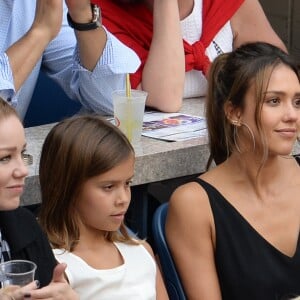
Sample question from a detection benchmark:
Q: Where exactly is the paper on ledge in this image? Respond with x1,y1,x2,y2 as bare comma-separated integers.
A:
142,111,207,142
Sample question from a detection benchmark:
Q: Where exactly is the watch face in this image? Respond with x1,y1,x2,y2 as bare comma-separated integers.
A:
67,4,101,31
92,4,101,22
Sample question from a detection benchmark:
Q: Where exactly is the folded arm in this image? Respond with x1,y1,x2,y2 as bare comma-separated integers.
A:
140,0,185,112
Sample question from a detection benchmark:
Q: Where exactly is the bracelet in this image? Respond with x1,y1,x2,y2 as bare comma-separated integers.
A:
67,4,101,31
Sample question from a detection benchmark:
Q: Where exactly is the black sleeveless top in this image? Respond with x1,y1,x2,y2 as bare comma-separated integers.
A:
193,177,300,300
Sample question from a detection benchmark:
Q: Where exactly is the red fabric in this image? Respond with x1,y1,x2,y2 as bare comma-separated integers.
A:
94,0,244,88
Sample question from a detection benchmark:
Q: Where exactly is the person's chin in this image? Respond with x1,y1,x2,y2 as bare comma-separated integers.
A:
0,197,20,211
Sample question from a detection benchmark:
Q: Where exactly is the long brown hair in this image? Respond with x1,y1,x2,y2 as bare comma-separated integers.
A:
206,42,300,169
38,115,136,251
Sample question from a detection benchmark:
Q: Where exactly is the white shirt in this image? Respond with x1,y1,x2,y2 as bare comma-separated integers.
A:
54,242,157,300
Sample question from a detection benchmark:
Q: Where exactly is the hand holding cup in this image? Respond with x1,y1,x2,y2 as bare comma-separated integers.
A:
0,260,37,287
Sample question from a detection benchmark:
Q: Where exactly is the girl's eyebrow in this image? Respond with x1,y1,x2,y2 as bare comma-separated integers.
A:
0,146,17,151
264,91,300,97
100,175,135,184
0,143,27,151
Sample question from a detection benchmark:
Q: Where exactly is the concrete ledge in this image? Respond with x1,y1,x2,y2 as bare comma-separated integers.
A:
21,98,209,205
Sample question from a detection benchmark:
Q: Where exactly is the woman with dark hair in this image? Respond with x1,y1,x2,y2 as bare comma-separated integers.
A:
165,42,300,299
38,115,168,299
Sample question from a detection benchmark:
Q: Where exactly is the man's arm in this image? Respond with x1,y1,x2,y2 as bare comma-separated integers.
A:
65,0,107,71
2,0,140,116
5,1,64,92
51,1,140,115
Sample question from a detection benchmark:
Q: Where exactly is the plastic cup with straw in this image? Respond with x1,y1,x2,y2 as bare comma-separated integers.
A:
112,74,148,144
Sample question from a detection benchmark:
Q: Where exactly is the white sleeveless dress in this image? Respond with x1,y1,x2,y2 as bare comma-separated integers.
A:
53,242,157,300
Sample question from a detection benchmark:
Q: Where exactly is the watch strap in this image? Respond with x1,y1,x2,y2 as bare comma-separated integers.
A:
67,4,101,31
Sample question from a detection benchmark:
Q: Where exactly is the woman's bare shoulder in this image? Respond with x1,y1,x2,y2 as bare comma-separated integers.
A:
168,176,214,226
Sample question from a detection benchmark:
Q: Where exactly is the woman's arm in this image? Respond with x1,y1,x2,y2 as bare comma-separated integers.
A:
165,182,222,300
5,0,64,92
140,0,185,112
231,0,287,51
65,0,107,71
142,241,169,300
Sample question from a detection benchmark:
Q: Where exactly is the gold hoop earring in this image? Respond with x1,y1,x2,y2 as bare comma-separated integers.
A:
232,121,256,153
240,122,256,152
233,125,242,153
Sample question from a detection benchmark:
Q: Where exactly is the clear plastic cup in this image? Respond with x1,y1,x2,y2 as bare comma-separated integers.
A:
112,90,147,144
0,260,37,287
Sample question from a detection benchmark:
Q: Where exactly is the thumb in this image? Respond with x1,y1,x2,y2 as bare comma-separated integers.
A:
51,263,68,283
22,280,39,292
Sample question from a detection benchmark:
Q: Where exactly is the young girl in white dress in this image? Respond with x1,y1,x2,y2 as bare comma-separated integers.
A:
38,115,168,300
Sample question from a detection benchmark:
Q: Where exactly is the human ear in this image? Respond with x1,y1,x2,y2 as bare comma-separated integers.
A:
224,101,242,125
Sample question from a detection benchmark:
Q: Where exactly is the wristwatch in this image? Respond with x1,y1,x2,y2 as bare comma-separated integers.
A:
67,4,101,31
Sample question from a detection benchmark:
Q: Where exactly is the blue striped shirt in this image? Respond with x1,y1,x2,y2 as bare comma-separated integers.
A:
0,0,140,119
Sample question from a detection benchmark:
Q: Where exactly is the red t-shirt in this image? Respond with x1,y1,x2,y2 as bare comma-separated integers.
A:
94,0,244,88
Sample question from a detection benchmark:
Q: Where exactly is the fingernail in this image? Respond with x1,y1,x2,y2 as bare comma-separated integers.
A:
35,280,40,288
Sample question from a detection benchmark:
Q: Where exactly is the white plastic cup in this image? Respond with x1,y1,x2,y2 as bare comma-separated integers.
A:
0,260,37,287
112,90,147,144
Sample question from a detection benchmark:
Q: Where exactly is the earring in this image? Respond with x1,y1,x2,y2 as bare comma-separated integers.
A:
231,119,241,126
232,121,256,153
240,122,256,152
233,125,242,153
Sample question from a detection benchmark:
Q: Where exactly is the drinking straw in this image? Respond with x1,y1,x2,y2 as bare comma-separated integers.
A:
125,73,133,142
126,73,131,98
